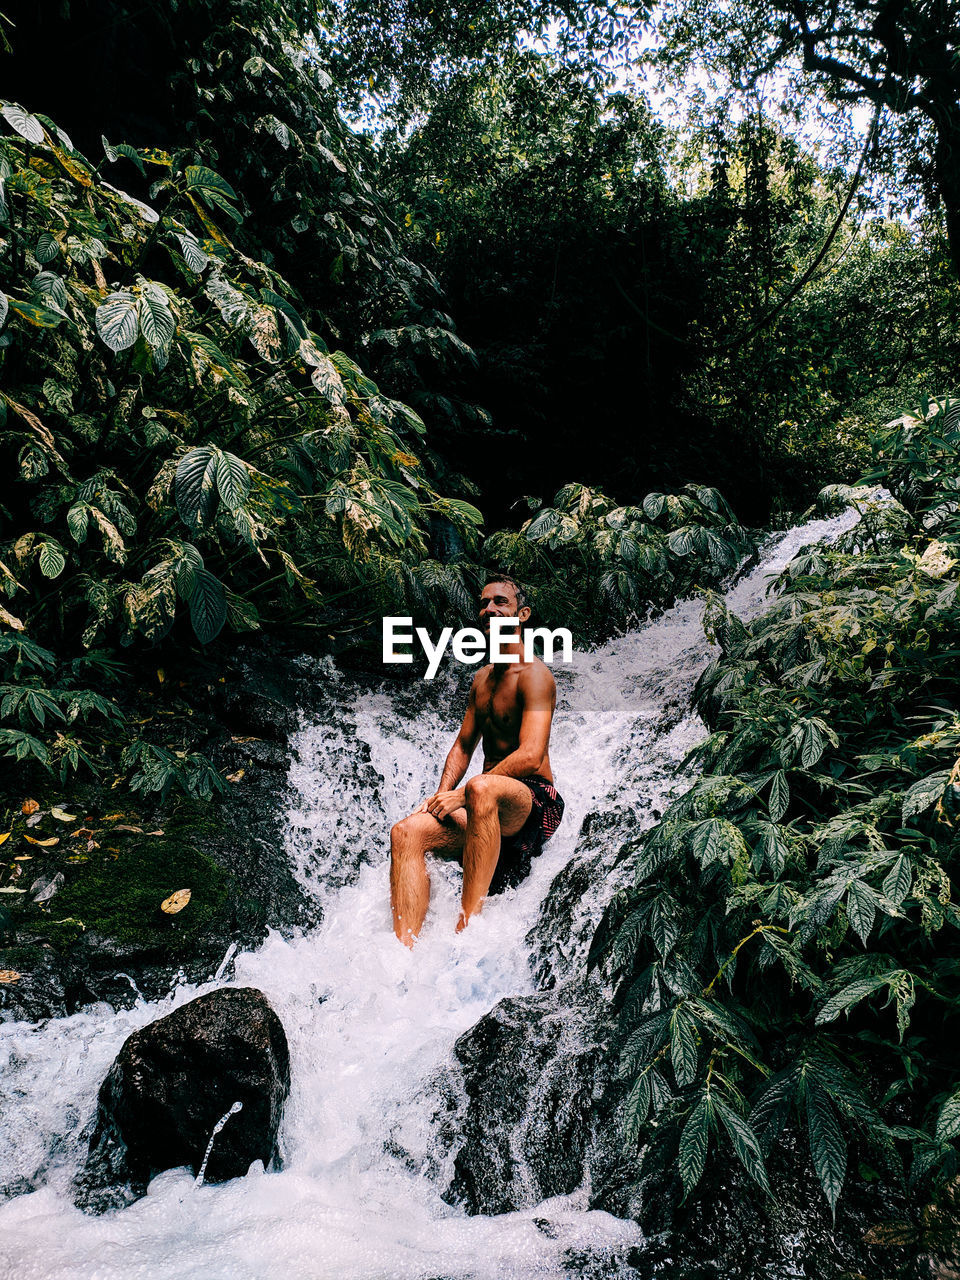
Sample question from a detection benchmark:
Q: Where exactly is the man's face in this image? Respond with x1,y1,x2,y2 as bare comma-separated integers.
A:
479,581,529,634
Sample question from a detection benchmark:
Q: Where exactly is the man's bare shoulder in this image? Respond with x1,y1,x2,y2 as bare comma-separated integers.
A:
469,664,494,690
518,658,556,697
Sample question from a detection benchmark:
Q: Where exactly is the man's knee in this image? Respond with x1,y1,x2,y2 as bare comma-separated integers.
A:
464,774,497,811
391,814,432,851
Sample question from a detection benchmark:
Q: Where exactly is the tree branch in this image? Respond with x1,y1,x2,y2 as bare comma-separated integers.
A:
721,98,882,352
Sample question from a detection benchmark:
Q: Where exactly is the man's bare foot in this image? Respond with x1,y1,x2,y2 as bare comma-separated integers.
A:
455,910,468,933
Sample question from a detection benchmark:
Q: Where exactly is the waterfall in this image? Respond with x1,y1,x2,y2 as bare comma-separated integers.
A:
0,508,860,1280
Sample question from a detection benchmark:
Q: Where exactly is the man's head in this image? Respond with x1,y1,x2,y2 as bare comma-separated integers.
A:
479,574,531,633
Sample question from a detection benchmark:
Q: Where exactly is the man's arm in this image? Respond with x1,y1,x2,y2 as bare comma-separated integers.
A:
415,678,482,817
438,680,481,789
485,664,556,780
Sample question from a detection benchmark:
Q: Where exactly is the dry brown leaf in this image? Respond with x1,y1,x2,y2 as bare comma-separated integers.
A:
863,1222,916,1247
69,828,97,839
230,736,261,744
225,768,245,783
0,971,21,984
91,257,108,294
21,799,39,816
145,830,165,837
26,814,43,827
0,604,25,632
157,668,165,684
103,813,125,822
161,888,191,915
13,855,32,862
86,839,100,852
0,832,10,847
23,835,59,847
113,825,143,834
50,807,77,822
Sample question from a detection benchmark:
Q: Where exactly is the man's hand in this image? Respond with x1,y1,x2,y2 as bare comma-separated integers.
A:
418,788,466,822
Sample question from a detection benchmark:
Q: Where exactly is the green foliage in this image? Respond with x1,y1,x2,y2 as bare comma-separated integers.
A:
653,0,960,278
0,98,484,668
487,481,756,643
590,396,960,1217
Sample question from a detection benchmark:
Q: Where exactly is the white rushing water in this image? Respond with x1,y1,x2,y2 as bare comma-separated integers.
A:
0,509,860,1280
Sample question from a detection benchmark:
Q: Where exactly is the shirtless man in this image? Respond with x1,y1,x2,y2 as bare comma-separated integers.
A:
390,575,564,947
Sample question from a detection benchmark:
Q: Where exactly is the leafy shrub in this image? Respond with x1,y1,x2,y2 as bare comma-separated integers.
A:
0,100,483,653
486,481,756,643
590,397,960,1222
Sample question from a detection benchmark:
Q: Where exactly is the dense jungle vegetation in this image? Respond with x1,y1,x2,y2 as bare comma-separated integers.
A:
2,0,960,1264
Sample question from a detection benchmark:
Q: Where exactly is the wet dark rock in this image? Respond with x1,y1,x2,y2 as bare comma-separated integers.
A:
75,986,290,1212
205,647,301,744
0,941,77,1022
526,806,639,991
443,979,602,1215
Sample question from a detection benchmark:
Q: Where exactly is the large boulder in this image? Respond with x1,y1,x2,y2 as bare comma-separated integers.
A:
442,980,603,1215
75,986,289,1211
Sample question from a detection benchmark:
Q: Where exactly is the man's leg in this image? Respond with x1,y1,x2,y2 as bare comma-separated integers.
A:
458,775,533,931
390,809,466,947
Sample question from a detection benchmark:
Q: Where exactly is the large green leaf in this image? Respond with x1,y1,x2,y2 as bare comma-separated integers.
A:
768,771,790,822
102,181,159,223
2,103,45,144
175,447,220,529
882,854,912,905
262,288,307,339
902,770,950,822
846,880,877,944
188,568,227,644
66,502,91,544
127,565,177,642
691,817,747,867
815,976,886,1025
525,507,561,540
215,451,250,512
174,232,209,274
32,271,69,313
936,1086,960,1143
805,1079,846,1214
670,1007,698,1087
138,283,175,350
173,543,203,601
755,821,787,876
185,165,237,201
8,299,64,328
715,1099,771,1195
678,1093,711,1197
623,1073,652,1147
37,542,65,578
95,292,140,352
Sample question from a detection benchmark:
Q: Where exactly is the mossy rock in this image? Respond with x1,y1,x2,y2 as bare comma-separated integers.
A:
12,832,237,964
0,943,48,972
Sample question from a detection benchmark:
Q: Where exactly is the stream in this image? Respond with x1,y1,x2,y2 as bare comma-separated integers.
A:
0,507,860,1280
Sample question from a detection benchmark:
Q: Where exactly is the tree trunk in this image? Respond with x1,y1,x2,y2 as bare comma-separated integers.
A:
933,123,960,282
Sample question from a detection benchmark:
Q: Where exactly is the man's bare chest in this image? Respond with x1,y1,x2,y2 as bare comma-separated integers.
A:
475,675,522,732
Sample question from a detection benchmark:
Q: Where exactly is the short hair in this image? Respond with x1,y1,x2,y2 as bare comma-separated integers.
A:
482,572,527,611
